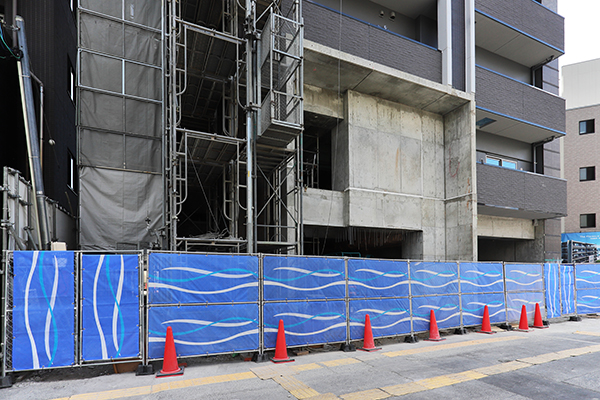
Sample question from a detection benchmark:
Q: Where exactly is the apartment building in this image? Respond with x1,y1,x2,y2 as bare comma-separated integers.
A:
562,59,600,260
1,0,566,262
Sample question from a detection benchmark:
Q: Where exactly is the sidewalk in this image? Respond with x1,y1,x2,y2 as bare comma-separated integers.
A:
3,317,600,399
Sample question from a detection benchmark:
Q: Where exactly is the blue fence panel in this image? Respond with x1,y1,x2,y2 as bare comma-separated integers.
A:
349,298,411,339
575,263,600,290
263,301,346,347
461,293,506,326
411,295,460,332
263,256,345,301
148,304,259,358
147,253,259,304
459,262,504,293
576,288,600,314
506,292,545,322
81,254,140,361
12,251,75,370
505,264,543,292
544,263,561,319
348,259,409,298
561,265,576,315
411,262,459,296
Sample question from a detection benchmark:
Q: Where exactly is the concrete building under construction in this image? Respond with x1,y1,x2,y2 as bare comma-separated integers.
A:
1,0,567,262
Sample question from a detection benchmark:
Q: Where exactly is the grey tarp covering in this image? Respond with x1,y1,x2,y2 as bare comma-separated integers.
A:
78,1,163,250
79,167,161,250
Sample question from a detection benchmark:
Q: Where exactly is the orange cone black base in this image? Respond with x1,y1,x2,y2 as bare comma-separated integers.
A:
532,303,548,329
477,305,495,334
156,326,185,377
359,314,381,352
271,320,294,363
516,305,530,332
425,309,446,341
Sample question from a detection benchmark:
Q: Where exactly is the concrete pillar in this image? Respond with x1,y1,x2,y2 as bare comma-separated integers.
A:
444,101,477,260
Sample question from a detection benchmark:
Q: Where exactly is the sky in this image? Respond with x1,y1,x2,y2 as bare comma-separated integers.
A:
558,0,600,67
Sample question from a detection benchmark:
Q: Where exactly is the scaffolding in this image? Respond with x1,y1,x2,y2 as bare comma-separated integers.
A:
165,0,304,254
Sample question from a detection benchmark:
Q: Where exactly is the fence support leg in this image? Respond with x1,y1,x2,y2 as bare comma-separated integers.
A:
340,342,355,352
404,335,418,344
252,352,269,363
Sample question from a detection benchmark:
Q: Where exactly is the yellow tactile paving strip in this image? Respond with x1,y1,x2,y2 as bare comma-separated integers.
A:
574,330,600,337
383,336,522,358
52,371,255,400
50,336,600,400
273,375,320,399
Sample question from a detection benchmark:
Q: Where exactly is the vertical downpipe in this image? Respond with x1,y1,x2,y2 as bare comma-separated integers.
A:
16,17,50,250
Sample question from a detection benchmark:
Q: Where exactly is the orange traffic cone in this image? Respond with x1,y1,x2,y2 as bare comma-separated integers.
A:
271,320,294,363
425,310,446,341
532,303,548,329
359,314,381,352
478,305,495,334
516,305,530,332
156,326,184,377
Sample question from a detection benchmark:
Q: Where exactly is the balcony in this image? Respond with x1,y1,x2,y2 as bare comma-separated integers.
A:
303,0,442,84
475,66,565,143
475,0,564,68
477,163,566,220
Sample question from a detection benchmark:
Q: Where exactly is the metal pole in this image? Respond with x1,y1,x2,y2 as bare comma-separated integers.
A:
15,17,50,250
245,0,255,254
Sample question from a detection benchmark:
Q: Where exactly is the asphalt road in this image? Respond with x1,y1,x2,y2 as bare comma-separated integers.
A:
4,317,600,399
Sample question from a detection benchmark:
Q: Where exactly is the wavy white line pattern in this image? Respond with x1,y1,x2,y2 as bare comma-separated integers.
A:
149,329,259,346
348,281,409,290
463,270,502,277
266,322,347,337
274,313,342,321
413,269,456,277
44,256,59,362
112,256,125,354
148,281,258,294
162,266,255,279
273,266,341,277
14,251,74,370
263,280,345,291
24,251,40,370
356,309,407,316
162,318,255,328
93,255,108,360
354,268,406,278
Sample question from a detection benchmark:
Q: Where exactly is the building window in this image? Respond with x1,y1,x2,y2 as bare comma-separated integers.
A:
68,58,75,103
580,214,596,229
485,156,517,170
68,151,76,191
580,166,596,181
579,119,595,134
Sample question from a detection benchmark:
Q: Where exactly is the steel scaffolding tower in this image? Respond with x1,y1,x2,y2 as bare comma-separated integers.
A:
165,0,303,254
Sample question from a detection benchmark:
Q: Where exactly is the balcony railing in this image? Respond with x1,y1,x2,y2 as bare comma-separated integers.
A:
477,163,566,220
475,66,565,143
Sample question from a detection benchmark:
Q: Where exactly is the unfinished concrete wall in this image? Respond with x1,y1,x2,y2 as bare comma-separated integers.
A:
444,102,477,261
333,90,451,260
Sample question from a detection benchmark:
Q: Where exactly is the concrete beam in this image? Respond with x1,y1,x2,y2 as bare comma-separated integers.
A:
304,40,473,115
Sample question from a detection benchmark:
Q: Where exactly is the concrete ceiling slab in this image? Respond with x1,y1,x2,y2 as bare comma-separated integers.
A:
476,108,564,144
475,12,562,68
304,40,473,115
478,204,565,220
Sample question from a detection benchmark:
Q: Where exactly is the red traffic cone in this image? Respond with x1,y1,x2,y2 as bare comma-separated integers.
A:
532,303,548,329
516,305,530,332
156,326,184,377
359,314,381,352
425,310,445,341
271,320,294,363
478,305,495,334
